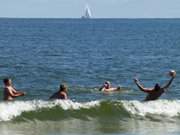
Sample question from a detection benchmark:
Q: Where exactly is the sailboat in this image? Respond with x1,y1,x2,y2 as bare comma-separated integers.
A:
81,5,92,19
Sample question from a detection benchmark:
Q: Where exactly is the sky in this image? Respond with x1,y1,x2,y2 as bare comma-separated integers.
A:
0,0,180,18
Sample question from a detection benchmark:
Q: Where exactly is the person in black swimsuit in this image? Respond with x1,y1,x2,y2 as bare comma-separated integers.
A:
134,70,176,101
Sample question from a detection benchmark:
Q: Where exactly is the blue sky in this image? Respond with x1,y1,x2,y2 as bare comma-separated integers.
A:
0,0,180,18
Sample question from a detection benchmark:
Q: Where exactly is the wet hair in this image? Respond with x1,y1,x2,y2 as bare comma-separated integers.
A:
154,83,161,91
59,84,68,92
3,78,10,84
105,81,110,85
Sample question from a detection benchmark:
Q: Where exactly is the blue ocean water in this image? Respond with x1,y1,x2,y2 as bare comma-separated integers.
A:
0,19,180,135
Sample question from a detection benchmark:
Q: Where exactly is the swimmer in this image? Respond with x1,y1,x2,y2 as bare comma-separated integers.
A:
134,70,176,101
49,84,68,100
99,81,120,92
3,78,26,101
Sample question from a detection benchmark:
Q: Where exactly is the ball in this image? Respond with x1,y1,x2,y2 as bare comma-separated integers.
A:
169,70,176,77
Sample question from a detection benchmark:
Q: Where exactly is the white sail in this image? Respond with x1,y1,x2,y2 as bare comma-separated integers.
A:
81,5,92,19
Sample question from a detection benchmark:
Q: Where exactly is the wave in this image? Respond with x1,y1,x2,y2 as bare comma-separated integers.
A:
0,100,100,121
0,99,180,122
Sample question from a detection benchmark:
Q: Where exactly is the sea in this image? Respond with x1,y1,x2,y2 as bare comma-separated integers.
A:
0,18,180,135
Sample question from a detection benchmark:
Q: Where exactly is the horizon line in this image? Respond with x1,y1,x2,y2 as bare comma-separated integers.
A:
0,17,180,19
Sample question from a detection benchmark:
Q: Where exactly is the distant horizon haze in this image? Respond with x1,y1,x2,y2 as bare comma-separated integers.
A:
0,0,180,18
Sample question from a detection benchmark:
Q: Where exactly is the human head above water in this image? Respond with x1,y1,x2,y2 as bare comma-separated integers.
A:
59,84,68,92
3,78,12,86
104,81,111,89
154,83,161,90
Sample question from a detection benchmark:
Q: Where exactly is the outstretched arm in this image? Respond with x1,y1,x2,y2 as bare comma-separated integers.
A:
12,87,25,96
6,88,24,97
134,78,153,93
99,86,104,91
162,76,175,89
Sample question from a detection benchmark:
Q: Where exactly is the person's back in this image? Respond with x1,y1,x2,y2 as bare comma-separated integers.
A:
145,88,164,101
134,70,176,101
50,91,67,99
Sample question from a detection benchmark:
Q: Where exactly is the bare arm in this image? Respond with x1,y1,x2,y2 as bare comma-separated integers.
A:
14,92,24,97
99,86,105,91
99,84,108,92
62,92,68,100
6,88,24,97
162,76,175,89
11,87,25,96
134,78,153,93
103,88,119,92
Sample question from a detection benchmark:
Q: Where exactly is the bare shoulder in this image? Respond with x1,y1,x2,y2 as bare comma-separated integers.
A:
61,91,67,96
104,88,119,92
4,87,10,91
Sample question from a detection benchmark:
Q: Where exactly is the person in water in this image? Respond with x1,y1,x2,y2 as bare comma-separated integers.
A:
3,78,26,101
134,70,176,101
99,81,120,92
49,84,68,100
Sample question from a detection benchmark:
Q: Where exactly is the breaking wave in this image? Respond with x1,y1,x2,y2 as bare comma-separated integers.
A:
0,99,180,122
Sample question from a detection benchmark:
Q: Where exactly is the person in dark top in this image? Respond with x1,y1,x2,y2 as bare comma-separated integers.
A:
134,70,176,101
49,84,68,100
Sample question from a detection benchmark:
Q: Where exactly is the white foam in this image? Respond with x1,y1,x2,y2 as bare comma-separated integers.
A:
1,99,180,121
0,100,100,121
122,100,180,117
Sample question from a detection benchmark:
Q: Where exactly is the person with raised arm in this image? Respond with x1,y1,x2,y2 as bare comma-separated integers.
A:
3,78,26,101
134,70,176,101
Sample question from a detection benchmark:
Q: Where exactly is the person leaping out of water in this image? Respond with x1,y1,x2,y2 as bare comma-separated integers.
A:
99,81,121,92
134,70,176,101
49,83,68,100
3,78,26,101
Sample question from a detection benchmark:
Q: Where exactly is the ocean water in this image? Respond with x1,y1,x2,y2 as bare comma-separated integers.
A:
0,18,180,135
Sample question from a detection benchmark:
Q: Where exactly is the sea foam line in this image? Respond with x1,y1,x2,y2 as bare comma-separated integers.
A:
0,100,100,121
1,99,180,122
122,100,180,117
